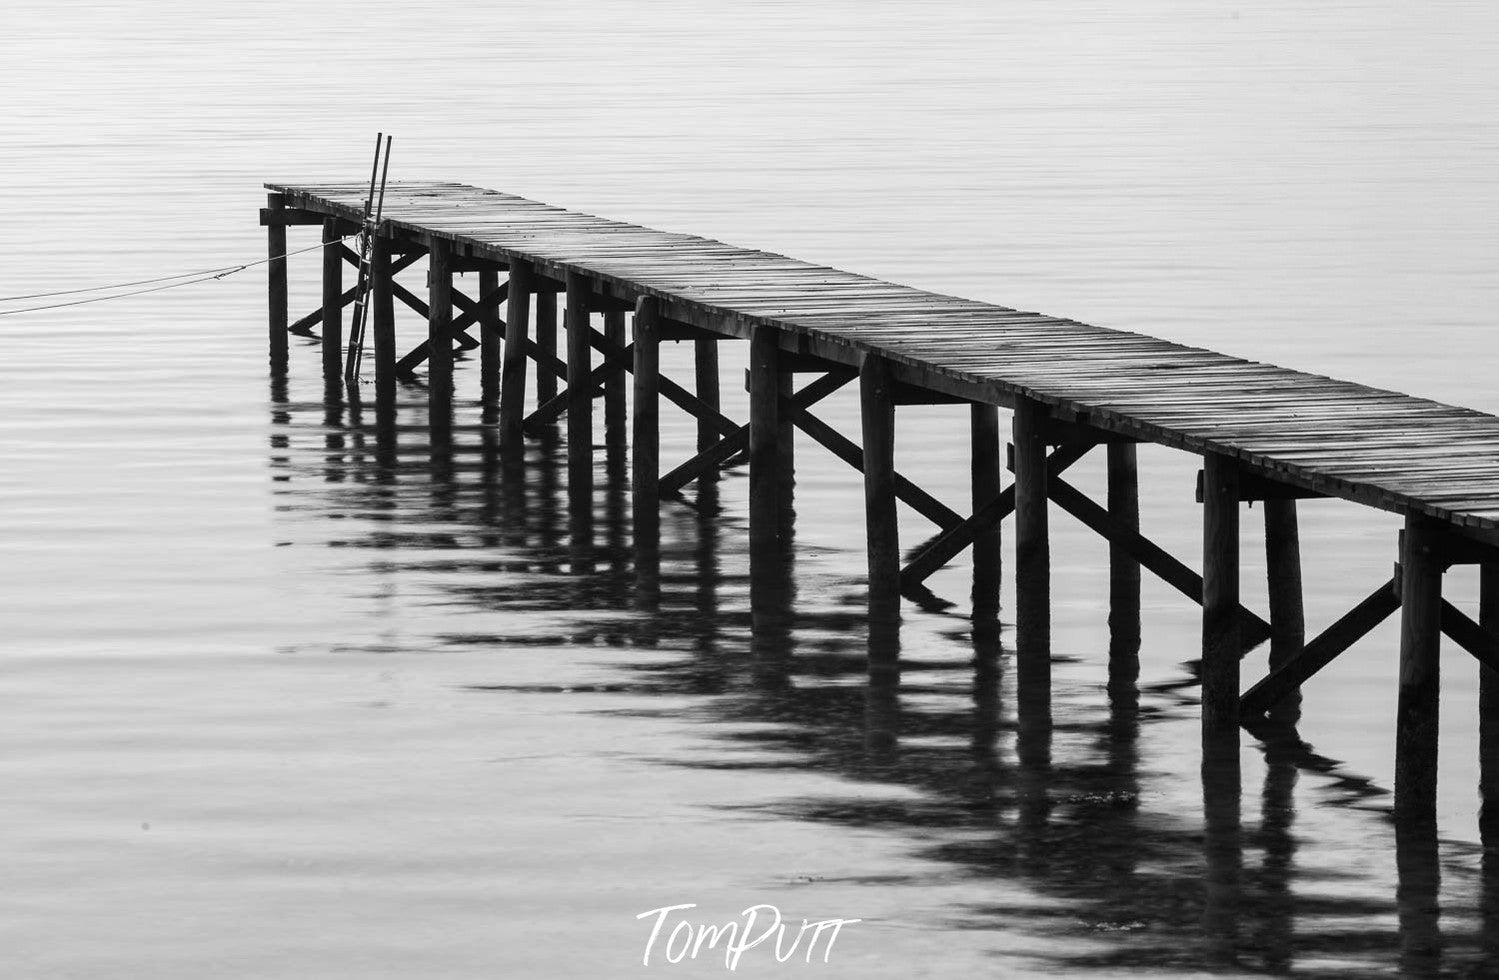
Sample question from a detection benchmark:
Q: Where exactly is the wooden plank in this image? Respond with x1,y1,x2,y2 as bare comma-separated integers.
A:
499,260,532,447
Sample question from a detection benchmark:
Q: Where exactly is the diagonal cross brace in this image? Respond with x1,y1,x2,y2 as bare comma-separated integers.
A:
783,400,963,531
586,324,740,439
523,340,632,432
899,441,1094,590
1438,599,1499,674
1047,473,1273,650
1238,578,1399,716
396,281,508,376
293,250,423,332
658,370,855,497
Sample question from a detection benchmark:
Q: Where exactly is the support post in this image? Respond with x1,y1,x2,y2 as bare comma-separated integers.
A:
860,354,899,617
1012,397,1051,690
695,337,720,455
970,403,1002,619
1107,443,1142,665
321,218,343,389
604,302,627,450
1481,563,1499,969
427,239,453,427
1264,498,1305,673
777,369,796,539
479,266,501,409
749,327,783,559
372,236,396,408
632,296,661,554
1396,514,1444,821
1202,451,1241,734
267,194,288,374
500,261,532,448
566,271,593,543
536,290,559,405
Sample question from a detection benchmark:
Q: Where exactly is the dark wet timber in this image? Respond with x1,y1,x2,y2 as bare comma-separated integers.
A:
264,180,1499,819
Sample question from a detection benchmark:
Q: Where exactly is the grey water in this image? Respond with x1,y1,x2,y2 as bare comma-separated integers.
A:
4,1,1499,976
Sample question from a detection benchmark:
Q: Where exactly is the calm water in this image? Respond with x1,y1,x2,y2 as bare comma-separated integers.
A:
5,1,1499,976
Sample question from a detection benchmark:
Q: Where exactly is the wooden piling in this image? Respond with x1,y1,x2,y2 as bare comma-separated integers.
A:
695,338,721,455
748,327,783,559
267,194,288,374
372,236,396,407
427,239,453,424
499,261,532,447
970,403,1002,619
566,271,593,532
537,290,559,405
1107,443,1142,661
1012,397,1051,685
632,296,661,552
1396,514,1444,820
604,302,627,449
479,266,501,408
321,218,343,388
860,355,900,615
1264,498,1305,673
1201,452,1241,734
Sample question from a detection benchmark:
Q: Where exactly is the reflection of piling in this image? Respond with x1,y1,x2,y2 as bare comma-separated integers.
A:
1395,814,1443,977
1201,732,1242,968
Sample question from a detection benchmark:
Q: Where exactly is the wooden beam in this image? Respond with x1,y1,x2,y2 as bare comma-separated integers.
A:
1196,468,1329,503
266,194,288,374
1396,514,1445,821
259,206,326,226
899,441,1093,591
861,354,900,614
1201,452,1242,735
1047,473,1273,648
292,251,423,334
523,346,623,432
1239,578,1400,716
393,281,504,375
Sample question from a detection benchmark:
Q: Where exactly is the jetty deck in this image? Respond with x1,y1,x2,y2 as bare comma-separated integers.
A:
262,179,1499,821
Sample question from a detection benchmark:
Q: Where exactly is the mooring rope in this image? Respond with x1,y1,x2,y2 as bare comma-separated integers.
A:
0,235,360,316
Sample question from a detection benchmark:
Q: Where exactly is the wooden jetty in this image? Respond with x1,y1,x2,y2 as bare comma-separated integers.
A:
263,179,1499,820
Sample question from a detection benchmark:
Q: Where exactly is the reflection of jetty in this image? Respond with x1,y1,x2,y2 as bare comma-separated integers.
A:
263,180,1499,818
